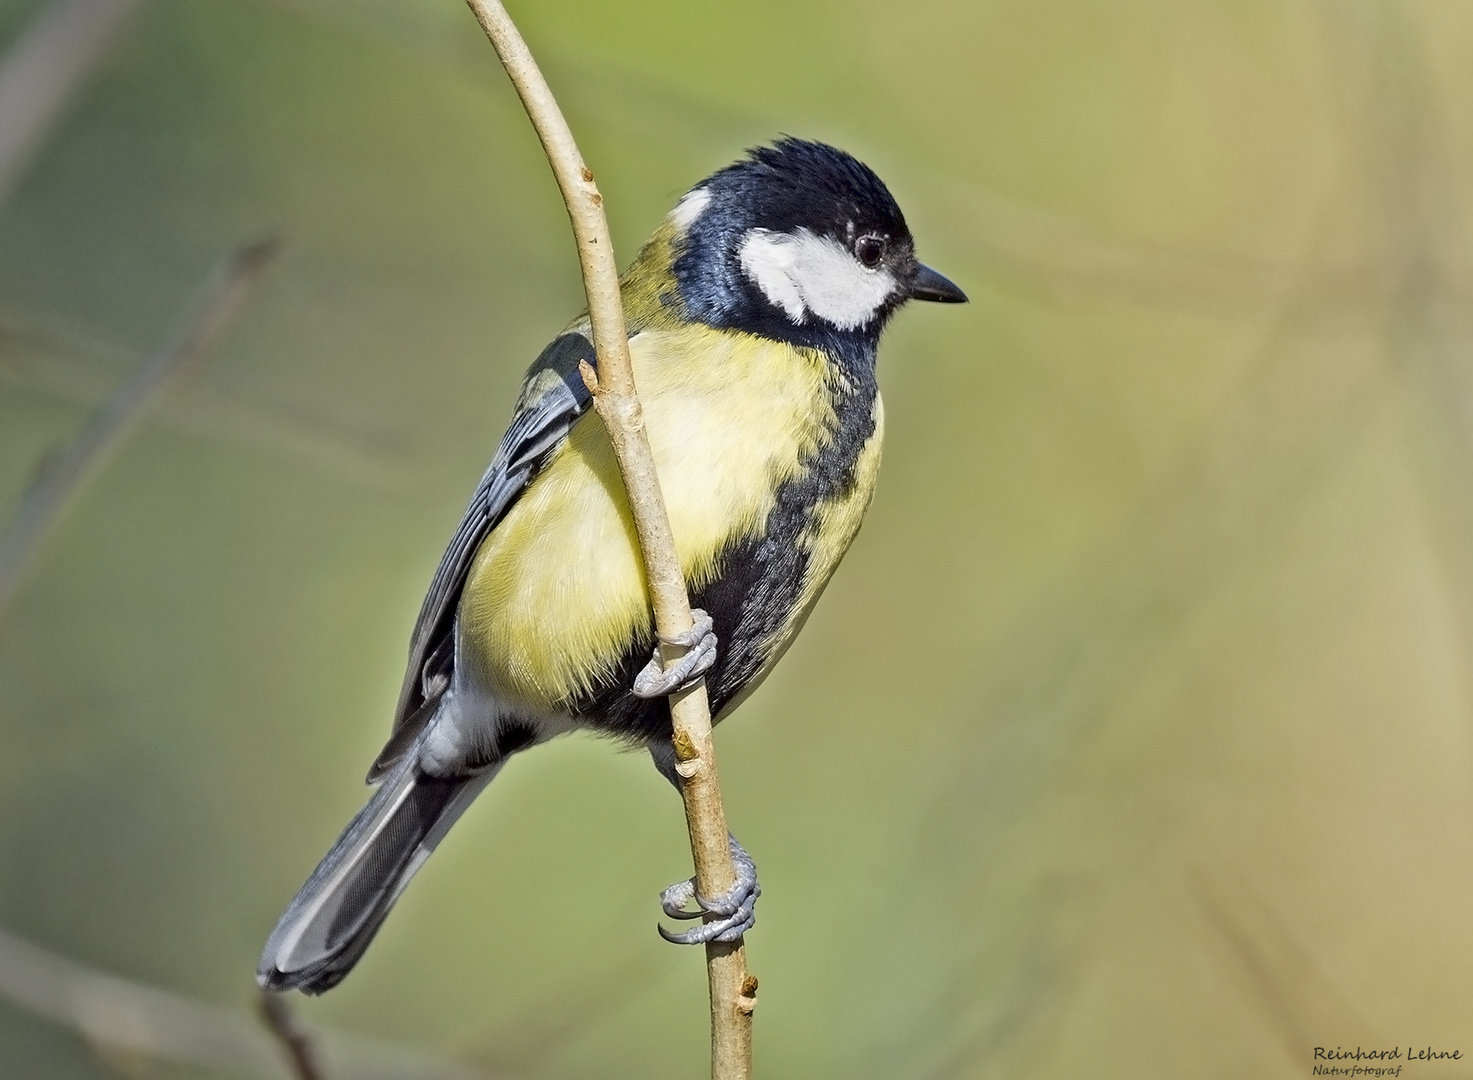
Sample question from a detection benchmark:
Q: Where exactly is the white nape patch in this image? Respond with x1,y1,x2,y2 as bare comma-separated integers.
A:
738,228,899,330
668,187,711,232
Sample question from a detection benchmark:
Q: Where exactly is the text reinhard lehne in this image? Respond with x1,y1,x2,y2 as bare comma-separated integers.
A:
1313,1047,1462,1064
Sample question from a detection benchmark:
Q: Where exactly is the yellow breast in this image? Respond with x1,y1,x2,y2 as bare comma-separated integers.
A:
459,326,834,712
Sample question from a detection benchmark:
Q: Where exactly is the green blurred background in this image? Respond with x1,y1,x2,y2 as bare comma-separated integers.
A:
2,0,1472,1076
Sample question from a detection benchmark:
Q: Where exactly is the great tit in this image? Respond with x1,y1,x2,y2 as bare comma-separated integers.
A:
258,137,966,993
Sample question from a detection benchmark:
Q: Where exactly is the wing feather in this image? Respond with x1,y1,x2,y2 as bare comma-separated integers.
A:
367,332,596,780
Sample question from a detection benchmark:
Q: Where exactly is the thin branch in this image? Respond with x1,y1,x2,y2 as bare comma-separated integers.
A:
461,3,756,1077
259,992,326,1080
0,0,138,205
0,926,490,1079
0,238,279,620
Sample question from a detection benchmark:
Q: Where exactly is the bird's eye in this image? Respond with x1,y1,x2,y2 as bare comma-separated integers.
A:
855,235,885,268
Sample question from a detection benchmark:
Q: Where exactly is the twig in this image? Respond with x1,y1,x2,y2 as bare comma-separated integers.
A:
461,3,755,1077
0,0,138,204
0,238,279,620
259,992,326,1080
0,926,489,1079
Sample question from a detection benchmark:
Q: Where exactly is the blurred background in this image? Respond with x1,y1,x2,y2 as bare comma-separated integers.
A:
1,0,1471,1076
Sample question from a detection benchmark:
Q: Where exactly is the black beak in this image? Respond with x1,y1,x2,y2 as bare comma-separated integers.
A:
908,262,968,303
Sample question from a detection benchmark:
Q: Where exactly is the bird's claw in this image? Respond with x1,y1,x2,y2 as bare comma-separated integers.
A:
657,835,760,944
659,878,703,920
632,608,718,699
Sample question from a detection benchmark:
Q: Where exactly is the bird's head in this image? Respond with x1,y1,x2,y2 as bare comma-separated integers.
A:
667,138,966,349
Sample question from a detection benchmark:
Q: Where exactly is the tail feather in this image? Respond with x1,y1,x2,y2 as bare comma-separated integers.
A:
258,761,498,994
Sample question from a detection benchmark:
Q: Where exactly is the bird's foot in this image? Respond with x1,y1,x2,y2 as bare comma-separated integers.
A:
631,608,717,699
658,834,759,944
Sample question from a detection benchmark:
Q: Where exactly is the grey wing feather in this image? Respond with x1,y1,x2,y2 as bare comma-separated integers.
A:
368,331,597,780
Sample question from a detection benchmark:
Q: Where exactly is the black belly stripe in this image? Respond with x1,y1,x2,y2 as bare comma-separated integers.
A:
572,342,879,743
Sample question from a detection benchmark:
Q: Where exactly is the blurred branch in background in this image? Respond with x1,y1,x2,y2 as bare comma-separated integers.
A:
0,0,137,205
0,927,492,1079
1188,866,1379,1064
0,226,494,1080
0,2,407,492
0,305,414,490
1314,0,1473,626
0,239,279,618
940,172,1473,318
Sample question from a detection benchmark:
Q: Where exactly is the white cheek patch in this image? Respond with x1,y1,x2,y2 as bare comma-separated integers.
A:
737,229,806,322
668,187,711,232
737,228,898,330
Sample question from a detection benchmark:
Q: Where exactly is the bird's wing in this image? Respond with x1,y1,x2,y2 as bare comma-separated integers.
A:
368,330,597,781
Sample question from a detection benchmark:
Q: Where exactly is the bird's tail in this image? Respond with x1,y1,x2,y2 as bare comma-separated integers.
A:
257,757,498,994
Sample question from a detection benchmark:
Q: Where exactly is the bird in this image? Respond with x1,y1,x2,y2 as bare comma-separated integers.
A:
258,137,966,993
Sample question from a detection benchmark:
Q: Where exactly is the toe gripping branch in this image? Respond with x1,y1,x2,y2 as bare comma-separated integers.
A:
631,608,718,699
632,608,757,944
658,834,760,945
